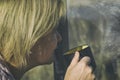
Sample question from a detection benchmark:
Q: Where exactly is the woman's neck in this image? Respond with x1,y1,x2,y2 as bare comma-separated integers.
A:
6,63,25,80
7,62,36,80
7,60,42,80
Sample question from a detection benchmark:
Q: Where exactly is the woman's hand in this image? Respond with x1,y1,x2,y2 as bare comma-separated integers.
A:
64,51,95,80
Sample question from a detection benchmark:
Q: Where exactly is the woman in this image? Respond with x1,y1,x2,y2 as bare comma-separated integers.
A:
0,0,95,80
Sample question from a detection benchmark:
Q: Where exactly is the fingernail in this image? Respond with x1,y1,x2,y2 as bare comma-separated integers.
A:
75,51,79,56
85,57,91,63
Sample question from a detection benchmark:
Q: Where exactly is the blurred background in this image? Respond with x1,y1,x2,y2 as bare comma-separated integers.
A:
21,0,120,80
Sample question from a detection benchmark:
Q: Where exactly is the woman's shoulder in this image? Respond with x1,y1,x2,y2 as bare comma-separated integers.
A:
0,58,15,80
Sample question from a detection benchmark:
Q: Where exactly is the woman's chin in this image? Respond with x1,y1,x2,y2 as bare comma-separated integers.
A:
46,57,54,64
45,61,53,64
42,56,54,65
42,60,53,65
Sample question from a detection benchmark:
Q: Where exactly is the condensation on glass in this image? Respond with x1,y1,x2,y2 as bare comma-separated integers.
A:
67,0,120,80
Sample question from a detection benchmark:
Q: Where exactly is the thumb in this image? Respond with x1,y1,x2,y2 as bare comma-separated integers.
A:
69,51,79,68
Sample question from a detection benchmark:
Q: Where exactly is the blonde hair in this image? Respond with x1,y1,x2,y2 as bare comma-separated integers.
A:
0,0,65,67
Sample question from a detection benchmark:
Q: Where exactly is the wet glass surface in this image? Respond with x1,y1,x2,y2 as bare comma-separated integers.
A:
67,0,120,80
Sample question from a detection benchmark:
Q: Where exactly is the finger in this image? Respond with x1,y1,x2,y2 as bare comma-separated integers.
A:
92,74,95,80
79,56,90,65
88,74,95,80
69,51,79,68
85,67,95,80
78,66,93,80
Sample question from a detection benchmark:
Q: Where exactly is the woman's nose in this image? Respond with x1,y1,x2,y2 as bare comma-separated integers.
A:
56,31,62,43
